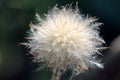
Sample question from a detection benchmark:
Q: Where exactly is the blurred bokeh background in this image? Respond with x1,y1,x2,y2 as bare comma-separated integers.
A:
0,0,120,80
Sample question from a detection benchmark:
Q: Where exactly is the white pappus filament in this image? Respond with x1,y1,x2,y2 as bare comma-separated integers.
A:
24,3,105,80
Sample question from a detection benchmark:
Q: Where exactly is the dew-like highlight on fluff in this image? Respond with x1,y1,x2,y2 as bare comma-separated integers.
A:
23,3,105,80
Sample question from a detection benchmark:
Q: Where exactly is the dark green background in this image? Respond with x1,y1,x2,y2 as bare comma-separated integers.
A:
0,0,120,80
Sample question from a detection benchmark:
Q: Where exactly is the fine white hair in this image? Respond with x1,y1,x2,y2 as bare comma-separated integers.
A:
24,3,105,80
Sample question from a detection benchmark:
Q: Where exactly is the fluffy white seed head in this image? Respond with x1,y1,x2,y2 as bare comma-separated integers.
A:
24,4,105,79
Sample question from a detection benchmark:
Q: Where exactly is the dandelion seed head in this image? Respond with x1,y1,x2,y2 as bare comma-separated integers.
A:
24,3,105,80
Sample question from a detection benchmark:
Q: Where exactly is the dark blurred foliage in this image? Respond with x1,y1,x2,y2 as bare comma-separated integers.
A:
0,0,120,80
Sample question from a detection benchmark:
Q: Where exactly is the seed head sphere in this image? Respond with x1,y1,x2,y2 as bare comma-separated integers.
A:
24,4,105,80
